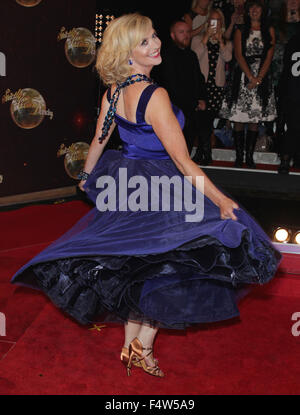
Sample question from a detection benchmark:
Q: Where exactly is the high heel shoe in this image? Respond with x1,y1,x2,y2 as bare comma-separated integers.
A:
127,337,164,378
120,347,142,368
120,346,159,368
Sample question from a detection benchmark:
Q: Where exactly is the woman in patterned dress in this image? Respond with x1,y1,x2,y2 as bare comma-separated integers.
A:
220,0,276,168
192,8,233,164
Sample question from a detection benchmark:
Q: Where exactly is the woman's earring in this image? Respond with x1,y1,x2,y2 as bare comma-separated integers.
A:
128,59,133,65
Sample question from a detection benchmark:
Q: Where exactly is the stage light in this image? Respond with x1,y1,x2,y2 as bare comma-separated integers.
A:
294,231,300,245
273,227,291,243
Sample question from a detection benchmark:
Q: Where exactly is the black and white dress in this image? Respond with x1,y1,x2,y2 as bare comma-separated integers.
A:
220,30,276,123
206,40,224,114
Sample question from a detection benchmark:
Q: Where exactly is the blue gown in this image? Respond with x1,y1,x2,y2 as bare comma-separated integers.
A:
11,84,281,329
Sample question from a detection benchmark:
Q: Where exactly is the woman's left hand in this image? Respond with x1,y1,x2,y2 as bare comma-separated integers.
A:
247,77,261,90
215,29,222,43
78,180,86,192
218,196,239,221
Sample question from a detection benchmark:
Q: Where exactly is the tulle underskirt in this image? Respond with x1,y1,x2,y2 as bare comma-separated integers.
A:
31,229,280,329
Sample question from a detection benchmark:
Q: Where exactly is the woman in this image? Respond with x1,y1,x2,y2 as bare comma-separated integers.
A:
11,13,280,378
192,8,233,164
184,0,212,39
224,0,246,40
220,0,277,168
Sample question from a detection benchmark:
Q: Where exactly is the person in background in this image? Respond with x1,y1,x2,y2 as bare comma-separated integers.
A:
155,20,207,154
220,0,276,169
224,0,246,40
184,0,212,40
277,21,300,174
271,0,300,156
192,8,233,164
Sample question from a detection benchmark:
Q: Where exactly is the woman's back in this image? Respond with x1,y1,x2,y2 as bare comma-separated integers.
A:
110,83,155,124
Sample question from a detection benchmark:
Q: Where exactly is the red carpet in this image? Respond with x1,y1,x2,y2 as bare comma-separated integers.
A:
1,200,300,395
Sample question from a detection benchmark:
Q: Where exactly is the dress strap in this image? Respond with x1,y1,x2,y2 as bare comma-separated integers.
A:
136,84,160,124
106,87,111,103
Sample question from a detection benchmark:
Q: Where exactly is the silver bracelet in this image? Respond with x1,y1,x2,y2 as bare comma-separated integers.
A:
77,171,90,181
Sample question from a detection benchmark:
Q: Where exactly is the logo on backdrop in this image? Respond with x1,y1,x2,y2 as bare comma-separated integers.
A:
291,52,300,77
15,0,42,7
57,142,90,179
57,27,96,68
2,88,53,129
0,52,6,77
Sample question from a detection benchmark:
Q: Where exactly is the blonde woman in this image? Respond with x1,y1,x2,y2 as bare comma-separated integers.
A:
192,9,232,164
12,13,280,379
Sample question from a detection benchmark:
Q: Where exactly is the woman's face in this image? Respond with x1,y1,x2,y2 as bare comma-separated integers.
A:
249,4,263,21
208,11,222,32
130,27,162,72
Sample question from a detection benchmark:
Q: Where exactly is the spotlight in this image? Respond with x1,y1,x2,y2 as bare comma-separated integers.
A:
273,227,291,243
294,231,300,245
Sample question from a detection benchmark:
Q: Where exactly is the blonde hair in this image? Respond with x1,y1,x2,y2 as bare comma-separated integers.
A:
204,8,226,34
95,13,153,86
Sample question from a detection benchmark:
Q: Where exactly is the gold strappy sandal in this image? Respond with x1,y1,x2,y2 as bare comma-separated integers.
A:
126,337,164,378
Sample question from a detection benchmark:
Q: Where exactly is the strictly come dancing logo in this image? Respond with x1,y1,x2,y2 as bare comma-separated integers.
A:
2,88,53,129
93,168,204,222
57,26,96,68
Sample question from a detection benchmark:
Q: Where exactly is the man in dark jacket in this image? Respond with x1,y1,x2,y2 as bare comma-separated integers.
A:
278,22,300,174
154,20,207,157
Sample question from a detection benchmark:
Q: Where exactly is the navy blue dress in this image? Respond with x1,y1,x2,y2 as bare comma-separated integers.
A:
11,84,281,329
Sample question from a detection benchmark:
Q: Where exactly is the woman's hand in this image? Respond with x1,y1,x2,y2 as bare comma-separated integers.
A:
231,11,239,25
247,76,261,90
202,26,215,44
218,196,239,221
78,180,86,192
215,28,225,46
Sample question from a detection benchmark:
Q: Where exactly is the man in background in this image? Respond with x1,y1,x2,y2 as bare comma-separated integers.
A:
154,20,207,156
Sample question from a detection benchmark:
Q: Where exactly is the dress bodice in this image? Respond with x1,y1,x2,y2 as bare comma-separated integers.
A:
107,84,185,159
245,30,264,57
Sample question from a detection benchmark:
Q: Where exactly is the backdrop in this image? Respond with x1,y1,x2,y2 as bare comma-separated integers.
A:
0,0,189,199
0,0,98,198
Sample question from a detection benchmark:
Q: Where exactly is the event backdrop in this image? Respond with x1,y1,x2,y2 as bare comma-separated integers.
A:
0,0,188,199
0,0,98,198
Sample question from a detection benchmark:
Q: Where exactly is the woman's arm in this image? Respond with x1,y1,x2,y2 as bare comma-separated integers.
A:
183,13,206,37
234,28,255,81
78,89,116,190
192,35,207,62
224,21,235,40
146,88,239,220
224,11,239,41
219,35,233,62
257,27,276,81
